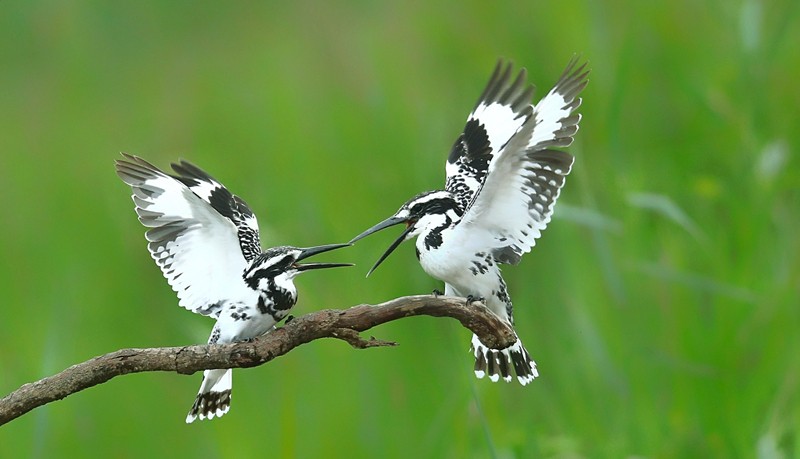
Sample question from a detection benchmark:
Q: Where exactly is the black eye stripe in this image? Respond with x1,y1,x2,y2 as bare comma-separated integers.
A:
244,253,298,288
411,198,461,217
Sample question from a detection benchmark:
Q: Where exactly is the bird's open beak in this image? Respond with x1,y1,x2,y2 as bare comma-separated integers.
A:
293,243,353,272
349,216,413,276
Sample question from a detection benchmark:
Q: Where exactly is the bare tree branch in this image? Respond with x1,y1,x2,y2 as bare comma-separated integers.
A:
0,295,514,426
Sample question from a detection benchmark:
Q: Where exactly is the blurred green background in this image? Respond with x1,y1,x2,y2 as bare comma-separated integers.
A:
1,1,798,457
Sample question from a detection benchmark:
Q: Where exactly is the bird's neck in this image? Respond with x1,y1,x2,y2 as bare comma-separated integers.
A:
270,275,298,307
415,207,462,253
254,276,298,320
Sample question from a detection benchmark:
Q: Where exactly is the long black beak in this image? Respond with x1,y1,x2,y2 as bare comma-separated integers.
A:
349,216,412,276
294,243,353,272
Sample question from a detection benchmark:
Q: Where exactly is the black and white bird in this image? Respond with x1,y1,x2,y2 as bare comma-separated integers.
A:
350,58,588,385
115,154,351,422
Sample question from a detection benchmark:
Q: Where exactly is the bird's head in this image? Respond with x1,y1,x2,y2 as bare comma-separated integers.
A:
244,243,352,290
350,190,460,275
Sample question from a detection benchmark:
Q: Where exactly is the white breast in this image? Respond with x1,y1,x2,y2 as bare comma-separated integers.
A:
416,226,502,300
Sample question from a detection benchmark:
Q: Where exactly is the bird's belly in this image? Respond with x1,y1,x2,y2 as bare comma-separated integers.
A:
216,302,279,343
417,242,500,299
237,314,276,339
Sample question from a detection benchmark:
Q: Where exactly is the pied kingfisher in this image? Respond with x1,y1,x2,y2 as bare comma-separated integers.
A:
350,58,588,385
115,154,351,422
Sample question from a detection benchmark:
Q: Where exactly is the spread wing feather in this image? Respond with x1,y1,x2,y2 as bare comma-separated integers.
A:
453,58,589,264
445,60,534,211
115,154,260,315
169,160,262,262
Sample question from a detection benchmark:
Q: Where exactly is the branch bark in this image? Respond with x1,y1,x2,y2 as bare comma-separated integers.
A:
0,295,514,426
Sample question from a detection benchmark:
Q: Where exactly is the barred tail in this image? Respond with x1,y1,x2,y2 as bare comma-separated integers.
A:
471,333,538,385
185,368,232,423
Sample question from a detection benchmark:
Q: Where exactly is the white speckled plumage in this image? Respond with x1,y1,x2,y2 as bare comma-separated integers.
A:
116,155,350,422
352,57,588,385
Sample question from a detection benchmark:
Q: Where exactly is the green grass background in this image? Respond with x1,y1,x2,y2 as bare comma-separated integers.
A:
1,1,798,457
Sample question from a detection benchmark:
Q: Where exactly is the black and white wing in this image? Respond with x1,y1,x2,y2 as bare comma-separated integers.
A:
456,58,589,265
115,154,262,316
169,159,262,262
445,60,534,211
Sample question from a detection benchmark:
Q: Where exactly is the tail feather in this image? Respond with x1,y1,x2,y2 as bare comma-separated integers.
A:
471,333,538,385
185,369,232,423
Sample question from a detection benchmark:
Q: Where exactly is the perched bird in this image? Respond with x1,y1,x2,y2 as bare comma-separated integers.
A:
350,58,588,385
115,154,351,422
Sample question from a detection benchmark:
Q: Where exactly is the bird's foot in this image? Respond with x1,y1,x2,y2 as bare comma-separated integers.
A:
284,315,295,324
466,295,485,305
432,289,444,297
